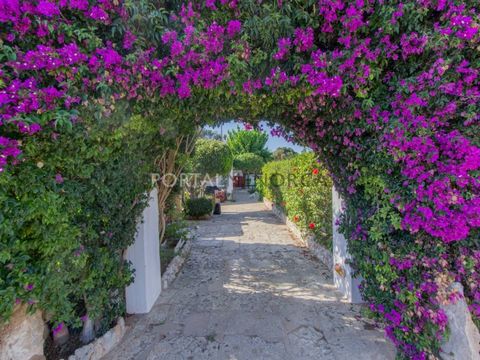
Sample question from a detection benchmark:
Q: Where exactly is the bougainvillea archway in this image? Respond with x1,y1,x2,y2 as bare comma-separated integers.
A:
1,0,479,358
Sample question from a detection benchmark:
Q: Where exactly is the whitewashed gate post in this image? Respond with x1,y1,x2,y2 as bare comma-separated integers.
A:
332,187,363,303
125,187,161,313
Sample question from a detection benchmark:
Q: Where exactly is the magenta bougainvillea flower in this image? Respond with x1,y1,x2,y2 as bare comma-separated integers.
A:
226,20,241,37
52,323,64,336
55,174,64,184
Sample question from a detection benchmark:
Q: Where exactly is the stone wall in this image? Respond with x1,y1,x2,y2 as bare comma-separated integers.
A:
0,304,46,360
440,283,480,360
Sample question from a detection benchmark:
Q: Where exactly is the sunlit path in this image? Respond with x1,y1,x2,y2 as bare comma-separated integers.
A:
103,190,395,360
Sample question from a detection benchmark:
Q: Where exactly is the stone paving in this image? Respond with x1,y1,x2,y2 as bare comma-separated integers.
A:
103,191,395,360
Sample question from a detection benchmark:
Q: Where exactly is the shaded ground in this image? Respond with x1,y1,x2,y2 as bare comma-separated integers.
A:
103,190,395,360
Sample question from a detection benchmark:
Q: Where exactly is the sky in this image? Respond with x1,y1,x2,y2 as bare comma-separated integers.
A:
206,121,308,153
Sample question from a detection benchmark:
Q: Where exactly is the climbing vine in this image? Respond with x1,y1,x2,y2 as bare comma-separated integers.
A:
1,1,479,358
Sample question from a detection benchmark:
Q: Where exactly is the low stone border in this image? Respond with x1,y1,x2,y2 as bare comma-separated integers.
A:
161,231,194,290
264,198,333,270
67,317,126,360
440,283,480,360
0,304,45,360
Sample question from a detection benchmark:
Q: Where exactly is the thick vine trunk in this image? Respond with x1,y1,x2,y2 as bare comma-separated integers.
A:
80,315,95,344
159,207,166,244
155,130,199,245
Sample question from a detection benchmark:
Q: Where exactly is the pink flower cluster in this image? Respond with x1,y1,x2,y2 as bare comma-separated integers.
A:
273,38,291,61
0,0,243,170
256,1,479,356
385,57,480,243
293,27,314,52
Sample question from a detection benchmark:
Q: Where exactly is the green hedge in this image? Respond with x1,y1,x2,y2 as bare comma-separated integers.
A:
185,197,214,218
258,153,333,250
0,112,166,330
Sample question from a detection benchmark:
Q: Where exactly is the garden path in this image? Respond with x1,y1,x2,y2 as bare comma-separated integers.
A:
103,190,395,360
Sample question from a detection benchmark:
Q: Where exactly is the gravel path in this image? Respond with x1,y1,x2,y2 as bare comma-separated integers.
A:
103,191,395,360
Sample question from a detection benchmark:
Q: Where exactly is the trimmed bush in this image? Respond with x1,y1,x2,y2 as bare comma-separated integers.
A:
258,153,333,250
190,139,233,177
185,198,214,218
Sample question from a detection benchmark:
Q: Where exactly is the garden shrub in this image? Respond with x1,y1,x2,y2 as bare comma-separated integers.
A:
259,153,333,250
0,111,163,332
184,197,214,218
190,138,233,177
163,221,190,248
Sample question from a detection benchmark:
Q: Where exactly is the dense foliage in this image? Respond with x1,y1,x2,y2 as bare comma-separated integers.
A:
259,153,332,249
0,0,215,337
272,147,297,161
190,138,233,176
232,152,264,174
0,111,163,332
184,197,213,218
226,129,272,162
1,0,479,358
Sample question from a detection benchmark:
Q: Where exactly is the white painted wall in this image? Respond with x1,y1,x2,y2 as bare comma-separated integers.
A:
332,186,363,303
245,174,256,188
227,168,234,197
125,187,161,314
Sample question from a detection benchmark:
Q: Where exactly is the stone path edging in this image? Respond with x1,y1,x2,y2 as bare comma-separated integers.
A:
161,231,194,290
67,317,126,360
264,198,333,270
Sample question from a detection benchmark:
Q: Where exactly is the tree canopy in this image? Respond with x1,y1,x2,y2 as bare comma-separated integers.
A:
200,129,224,141
190,138,233,176
272,147,297,161
226,129,272,162
233,152,264,174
